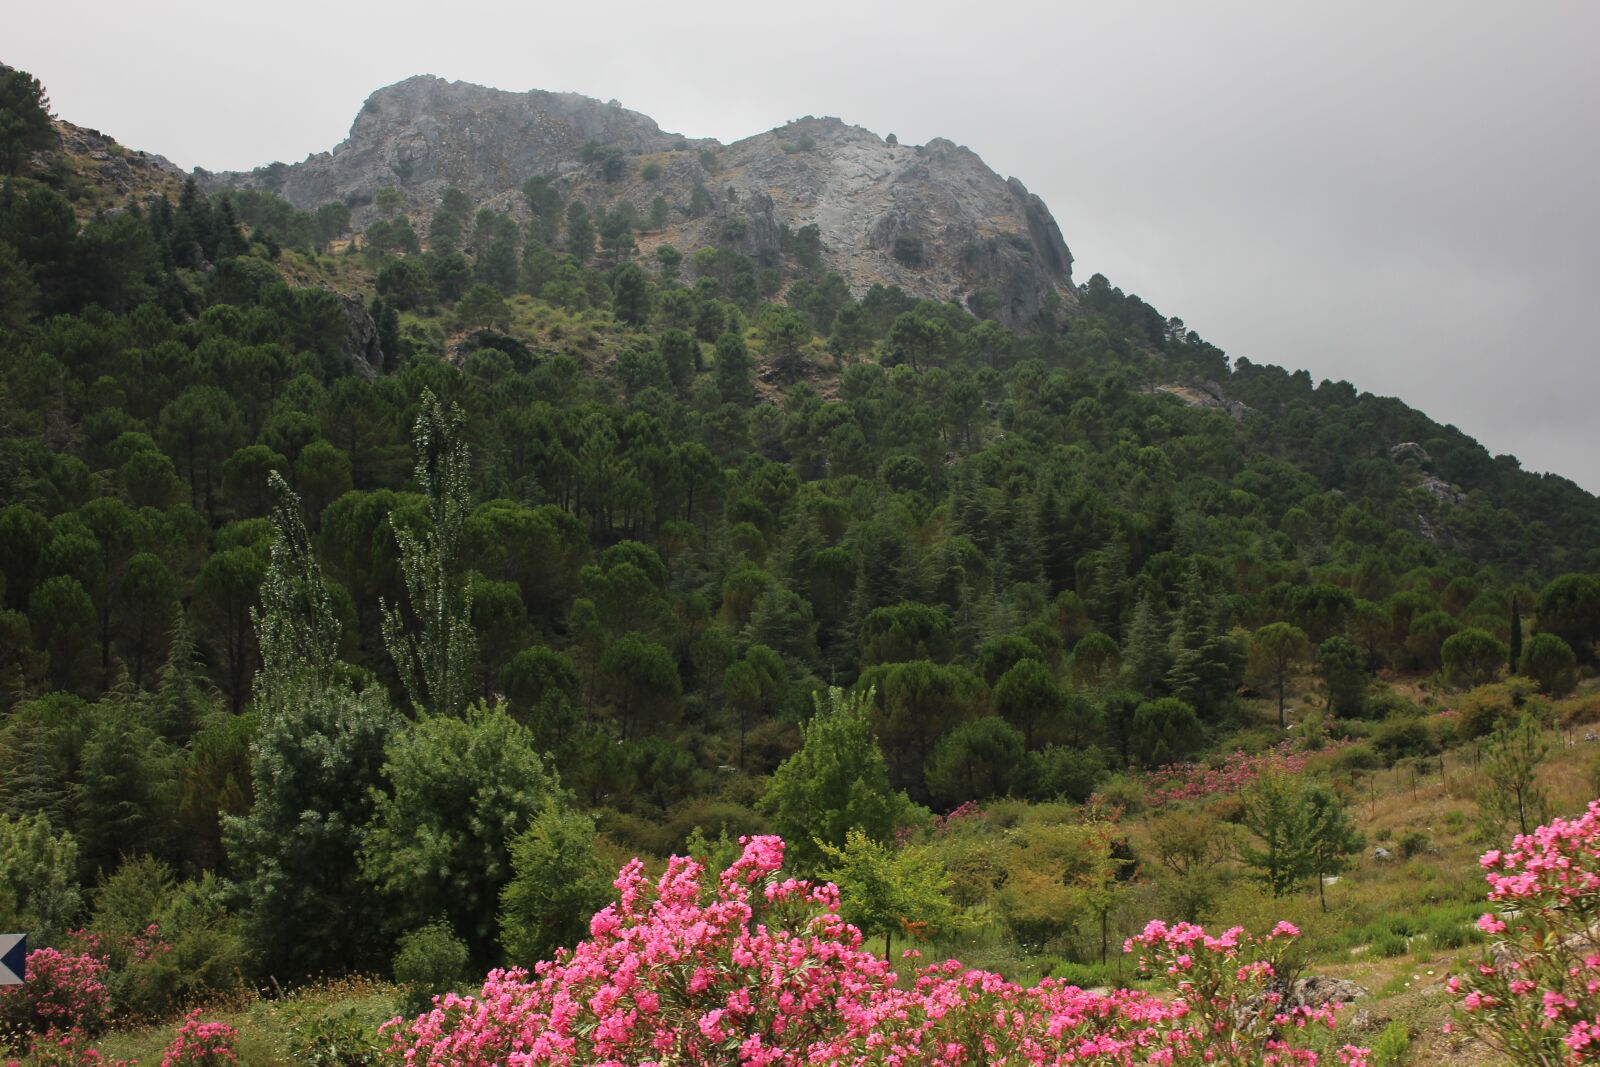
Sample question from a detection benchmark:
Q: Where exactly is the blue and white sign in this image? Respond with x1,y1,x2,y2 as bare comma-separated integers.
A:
0,933,24,985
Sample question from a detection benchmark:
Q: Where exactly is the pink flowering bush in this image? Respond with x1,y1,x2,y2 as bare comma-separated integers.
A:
384,835,1367,1066
160,1011,239,1066
3,1026,136,1067
1134,743,1347,809
0,947,110,1036
1449,798,1600,1063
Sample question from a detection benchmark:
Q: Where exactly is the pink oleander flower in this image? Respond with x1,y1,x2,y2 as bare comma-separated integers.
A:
382,836,1362,1067
1449,798,1600,1063
160,1012,239,1066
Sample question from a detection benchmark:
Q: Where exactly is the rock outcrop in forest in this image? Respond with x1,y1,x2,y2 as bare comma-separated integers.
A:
199,76,1076,329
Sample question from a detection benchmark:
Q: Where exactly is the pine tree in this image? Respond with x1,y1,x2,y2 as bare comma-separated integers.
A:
382,390,478,716
1239,773,1313,897
151,614,213,742
1302,785,1363,912
1165,566,1243,720
1508,595,1523,675
1122,590,1170,697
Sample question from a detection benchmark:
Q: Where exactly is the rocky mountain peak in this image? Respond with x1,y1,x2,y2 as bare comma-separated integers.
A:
201,76,1076,328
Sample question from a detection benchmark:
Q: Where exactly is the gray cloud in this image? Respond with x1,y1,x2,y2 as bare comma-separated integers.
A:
11,0,1598,487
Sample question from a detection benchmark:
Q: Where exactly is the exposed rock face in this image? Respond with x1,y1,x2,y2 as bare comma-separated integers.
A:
51,120,187,217
200,77,1076,330
334,292,383,379
1153,380,1248,420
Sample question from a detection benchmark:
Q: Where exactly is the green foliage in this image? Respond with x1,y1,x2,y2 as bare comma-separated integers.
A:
361,702,559,963
1535,572,1600,663
286,1008,386,1067
393,918,469,1016
90,860,247,1018
0,811,81,945
924,716,1025,806
1371,1020,1410,1067
758,686,919,874
818,828,960,958
1129,697,1203,767
382,390,477,716
1302,784,1363,911
498,807,612,966
1518,632,1577,696
1441,627,1508,688
225,477,398,979
0,67,54,175
1247,622,1309,728
1318,635,1368,717
1478,713,1550,837
1238,774,1313,898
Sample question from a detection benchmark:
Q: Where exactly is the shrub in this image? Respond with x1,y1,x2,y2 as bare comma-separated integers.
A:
1370,717,1439,764
1371,1020,1409,1067
1371,932,1409,958
287,1007,385,1067
160,1011,239,1066
1398,830,1431,858
383,836,1368,1065
1422,914,1479,950
393,920,468,1017
1447,799,1600,1061
0,946,109,1035
1453,679,1548,740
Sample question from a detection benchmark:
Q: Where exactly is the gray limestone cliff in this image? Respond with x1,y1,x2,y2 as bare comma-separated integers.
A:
200,76,1076,329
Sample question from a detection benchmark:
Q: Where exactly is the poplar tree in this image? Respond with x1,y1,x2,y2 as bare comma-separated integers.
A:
225,475,398,978
382,390,477,717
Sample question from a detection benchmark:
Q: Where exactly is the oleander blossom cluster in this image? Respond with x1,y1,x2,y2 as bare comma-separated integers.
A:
385,835,1367,1066
1449,798,1600,1064
158,1011,239,1066
1132,742,1348,809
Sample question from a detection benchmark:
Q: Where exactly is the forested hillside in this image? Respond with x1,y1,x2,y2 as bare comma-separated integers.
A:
3,62,1600,1065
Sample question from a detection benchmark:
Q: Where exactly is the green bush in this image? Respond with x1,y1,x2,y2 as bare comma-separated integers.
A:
1372,932,1410,958
1038,959,1116,988
1398,830,1431,858
287,1007,385,1067
393,919,468,1016
1371,1020,1410,1067
1422,914,1478,949
1384,914,1419,937
1371,717,1439,764
90,860,246,1020
1326,742,1380,777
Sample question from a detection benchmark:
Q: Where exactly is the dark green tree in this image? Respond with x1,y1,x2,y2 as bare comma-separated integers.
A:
714,329,753,405
361,702,559,966
0,67,54,175
224,474,398,978
497,806,611,966
1519,632,1577,696
1317,635,1368,717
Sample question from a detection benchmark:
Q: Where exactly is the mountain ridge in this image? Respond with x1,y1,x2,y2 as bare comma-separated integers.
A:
197,74,1077,330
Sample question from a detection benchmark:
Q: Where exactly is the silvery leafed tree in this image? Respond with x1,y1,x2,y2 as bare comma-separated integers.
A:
382,389,477,717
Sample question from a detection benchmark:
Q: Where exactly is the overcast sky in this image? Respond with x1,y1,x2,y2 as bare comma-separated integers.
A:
10,1,1599,490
